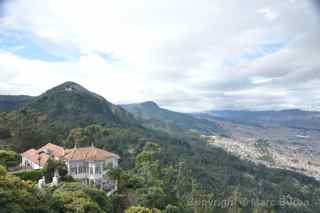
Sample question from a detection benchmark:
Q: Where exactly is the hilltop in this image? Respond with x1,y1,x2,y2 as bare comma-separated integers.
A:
24,82,138,127
0,82,138,150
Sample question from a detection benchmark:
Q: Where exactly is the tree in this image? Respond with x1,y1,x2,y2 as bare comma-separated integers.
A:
137,187,167,209
105,167,129,193
135,142,162,185
0,150,21,169
85,125,109,140
51,182,112,213
64,127,89,147
0,173,54,212
131,142,177,210
227,190,246,213
64,125,110,148
125,206,161,213
0,128,11,139
0,165,6,176
165,204,180,213
45,157,68,182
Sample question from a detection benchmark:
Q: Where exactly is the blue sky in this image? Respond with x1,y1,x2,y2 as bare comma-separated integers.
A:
0,27,81,61
0,0,319,112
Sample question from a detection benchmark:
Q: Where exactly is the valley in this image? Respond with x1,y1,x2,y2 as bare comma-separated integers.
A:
203,135,320,180
1,82,320,212
1,1,319,211
195,110,320,180
124,101,320,180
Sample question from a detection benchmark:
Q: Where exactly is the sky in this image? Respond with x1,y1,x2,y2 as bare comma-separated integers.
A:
0,0,319,112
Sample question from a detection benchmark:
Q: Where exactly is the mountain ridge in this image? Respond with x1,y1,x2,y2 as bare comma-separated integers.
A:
0,81,139,150
122,101,224,136
22,81,138,126
1,83,320,212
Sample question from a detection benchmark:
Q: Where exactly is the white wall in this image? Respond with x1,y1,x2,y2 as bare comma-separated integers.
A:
21,157,42,169
65,157,119,180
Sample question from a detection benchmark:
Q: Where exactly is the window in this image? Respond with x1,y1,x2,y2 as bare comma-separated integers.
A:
95,166,101,174
71,167,77,175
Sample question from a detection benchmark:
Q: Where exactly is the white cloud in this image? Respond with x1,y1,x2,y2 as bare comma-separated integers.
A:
0,0,319,112
250,77,274,84
0,50,149,103
257,8,278,21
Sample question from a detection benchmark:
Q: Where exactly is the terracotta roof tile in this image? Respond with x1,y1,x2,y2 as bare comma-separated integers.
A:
21,143,119,166
63,146,120,161
39,143,64,157
21,149,37,159
21,149,49,166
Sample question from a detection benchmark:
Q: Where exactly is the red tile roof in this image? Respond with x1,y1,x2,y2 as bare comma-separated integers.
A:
21,149,49,167
21,143,64,167
21,143,119,166
63,146,120,161
39,143,65,157
21,149,37,160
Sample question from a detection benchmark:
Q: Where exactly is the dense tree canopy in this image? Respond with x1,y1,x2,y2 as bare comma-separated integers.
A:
1,122,320,212
125,206,161,213
0,150,21,169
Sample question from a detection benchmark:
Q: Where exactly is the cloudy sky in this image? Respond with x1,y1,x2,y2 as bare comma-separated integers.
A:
0,0,319,112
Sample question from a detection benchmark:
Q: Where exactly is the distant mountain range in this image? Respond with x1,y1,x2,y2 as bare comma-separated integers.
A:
195,109,320,146
2,82,320,156
122,101,223,137
199,109,320,130
2,87,320,141
1,82,320,212
0,95,33,111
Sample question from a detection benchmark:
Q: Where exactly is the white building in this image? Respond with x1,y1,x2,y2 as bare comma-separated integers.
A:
21,143,65,169
21,143,120,192
63,145,120,190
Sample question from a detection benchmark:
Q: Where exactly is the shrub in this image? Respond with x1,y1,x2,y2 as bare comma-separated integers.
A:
0,150,21,168
165,205,180,213
0,165,7,176
60,175,74,182
125,206,161,213
15,168,46,181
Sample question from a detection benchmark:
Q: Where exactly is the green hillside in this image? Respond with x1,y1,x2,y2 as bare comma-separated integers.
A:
0,82,139,151
0,82,320,212
25,82,138,127
122,101,224,137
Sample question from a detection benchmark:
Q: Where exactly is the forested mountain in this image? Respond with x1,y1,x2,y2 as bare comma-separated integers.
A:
122,101,223,137
1,82,320,212
25,82,138,127
0,82,139,151
0,95,32,112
